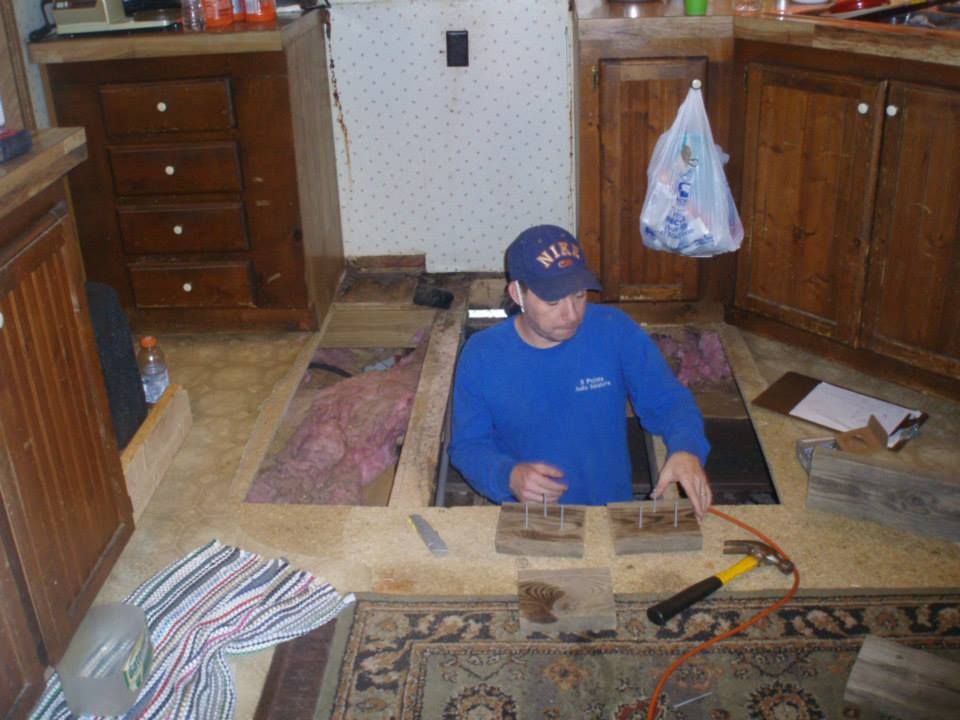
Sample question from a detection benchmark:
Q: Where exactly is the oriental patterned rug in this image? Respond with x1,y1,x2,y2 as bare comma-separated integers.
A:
254,591,960,720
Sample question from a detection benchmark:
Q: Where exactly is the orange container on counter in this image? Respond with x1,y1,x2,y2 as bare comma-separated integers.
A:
244,0,276,23
202,0,234,27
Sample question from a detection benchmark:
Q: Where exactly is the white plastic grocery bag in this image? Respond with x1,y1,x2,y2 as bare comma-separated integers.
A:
639,86,743,257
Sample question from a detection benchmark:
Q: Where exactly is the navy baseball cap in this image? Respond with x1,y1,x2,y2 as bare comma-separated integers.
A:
506,225,602,302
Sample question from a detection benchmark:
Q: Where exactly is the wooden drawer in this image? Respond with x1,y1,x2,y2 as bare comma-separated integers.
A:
100,79,235,136
129,261,254,308
118,201,248,254
109,143,242,195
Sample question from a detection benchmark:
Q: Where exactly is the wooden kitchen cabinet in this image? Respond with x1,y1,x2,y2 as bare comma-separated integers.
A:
861,82,960,379
0,129,134,718
735,63,883,343
576,7,734,304
32,14,345,332
0,531,44,720
597,58,704,301
731,42,960,395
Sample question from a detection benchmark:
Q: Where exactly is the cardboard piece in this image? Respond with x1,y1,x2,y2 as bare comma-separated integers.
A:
753,372,927,450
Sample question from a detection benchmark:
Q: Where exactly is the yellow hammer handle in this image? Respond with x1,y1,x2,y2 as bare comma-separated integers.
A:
716,555,760,586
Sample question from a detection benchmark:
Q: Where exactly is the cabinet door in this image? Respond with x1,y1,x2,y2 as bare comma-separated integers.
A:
0,523,45,720
861,82,960,377
0,200,133,664
735,64,885,343
599,58,705,301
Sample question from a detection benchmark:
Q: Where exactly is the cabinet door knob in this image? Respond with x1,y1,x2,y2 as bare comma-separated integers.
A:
182,282,193,293
164,165,176,176
857,102,869,115
886,104,899,117
157,101,168,112
173,224,184,235
0,311,4,330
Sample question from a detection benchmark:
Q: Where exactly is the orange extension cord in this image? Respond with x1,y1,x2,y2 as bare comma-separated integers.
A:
645,507,801,720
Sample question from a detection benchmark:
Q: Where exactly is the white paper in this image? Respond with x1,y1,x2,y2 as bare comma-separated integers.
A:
788,382,923,448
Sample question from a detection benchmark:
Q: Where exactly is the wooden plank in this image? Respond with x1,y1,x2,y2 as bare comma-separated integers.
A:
608,499,702,554
844,635,960,719
518,568,616,636
390,308,464,508
320,304,435,348
807,447,960,542
494,502,586,558
121,384,192,522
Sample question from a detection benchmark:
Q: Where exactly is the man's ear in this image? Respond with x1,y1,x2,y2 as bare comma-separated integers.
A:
509,281,525,312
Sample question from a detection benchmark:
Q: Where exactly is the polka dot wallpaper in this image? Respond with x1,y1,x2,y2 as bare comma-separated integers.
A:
326,0,575,272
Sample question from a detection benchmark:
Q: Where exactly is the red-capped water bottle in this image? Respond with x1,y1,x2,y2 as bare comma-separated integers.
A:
137,336,170,404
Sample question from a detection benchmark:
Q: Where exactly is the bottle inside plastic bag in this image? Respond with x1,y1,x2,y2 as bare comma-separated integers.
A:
639,84,743,257
56,603,153,716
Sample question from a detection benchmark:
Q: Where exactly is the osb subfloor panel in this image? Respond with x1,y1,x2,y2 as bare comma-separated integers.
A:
88,283,960,719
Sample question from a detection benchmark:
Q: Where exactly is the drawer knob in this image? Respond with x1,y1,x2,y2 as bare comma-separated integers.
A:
173,224,184,235
164,165,176,176
857,102,869,115
886,104,899,117
182,282,193,293
157,101,168,113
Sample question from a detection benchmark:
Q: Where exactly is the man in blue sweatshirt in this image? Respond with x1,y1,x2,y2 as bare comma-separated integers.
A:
449,225,713,519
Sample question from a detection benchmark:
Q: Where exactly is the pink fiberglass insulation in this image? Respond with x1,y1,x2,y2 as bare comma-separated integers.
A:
247,339,428,505
653,329,733,388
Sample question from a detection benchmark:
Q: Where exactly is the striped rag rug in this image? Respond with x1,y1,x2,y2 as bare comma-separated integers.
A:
31,540,355,720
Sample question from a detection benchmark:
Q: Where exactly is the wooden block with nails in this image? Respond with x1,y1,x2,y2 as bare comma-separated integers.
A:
518,567,616,636
495,502,586,557
844,635,960,719
607,499,702,555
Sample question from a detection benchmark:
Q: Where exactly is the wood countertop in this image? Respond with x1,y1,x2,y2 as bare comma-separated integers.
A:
28,8,322,64
577,0,960,67
0,127,86,220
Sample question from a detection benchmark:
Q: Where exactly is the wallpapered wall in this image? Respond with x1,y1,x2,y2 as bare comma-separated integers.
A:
326,0,575,272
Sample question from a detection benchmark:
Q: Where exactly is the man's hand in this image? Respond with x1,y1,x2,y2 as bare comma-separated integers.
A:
652,451,712,521
509,462,567,504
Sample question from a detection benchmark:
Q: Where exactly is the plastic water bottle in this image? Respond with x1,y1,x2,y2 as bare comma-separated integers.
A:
138,336,170,404
181,0,206,31
56,603,153,716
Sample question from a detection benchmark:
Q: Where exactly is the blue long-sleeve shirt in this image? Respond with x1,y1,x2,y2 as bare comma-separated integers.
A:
449,304,709,504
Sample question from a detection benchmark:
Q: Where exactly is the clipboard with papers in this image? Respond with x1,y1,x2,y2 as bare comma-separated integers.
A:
752,372,927,450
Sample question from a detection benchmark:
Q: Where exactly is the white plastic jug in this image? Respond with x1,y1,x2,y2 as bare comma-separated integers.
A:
56,602,152,716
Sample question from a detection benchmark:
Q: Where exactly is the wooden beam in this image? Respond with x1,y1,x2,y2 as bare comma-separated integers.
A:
807,447,960,543
844,635,960,719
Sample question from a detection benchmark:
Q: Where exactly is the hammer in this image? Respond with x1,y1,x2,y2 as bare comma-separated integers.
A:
647,539,795,626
